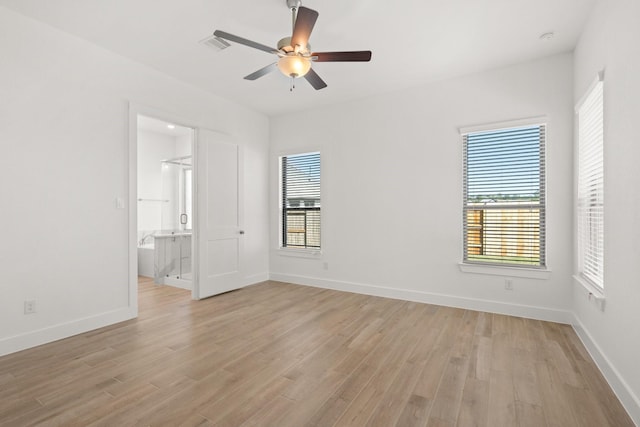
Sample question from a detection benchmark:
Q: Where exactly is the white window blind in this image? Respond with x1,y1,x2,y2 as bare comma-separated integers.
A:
577,79,604,289
463,124,546,267
281,152,321,249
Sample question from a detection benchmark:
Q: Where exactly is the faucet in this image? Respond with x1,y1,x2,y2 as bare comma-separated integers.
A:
139,232,155,246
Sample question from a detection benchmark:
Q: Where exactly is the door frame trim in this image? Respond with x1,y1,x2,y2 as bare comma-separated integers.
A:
128,102,199,306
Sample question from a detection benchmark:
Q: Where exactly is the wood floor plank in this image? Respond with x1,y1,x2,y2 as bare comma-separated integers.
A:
427,355,471,427
574,358,635,427
412,307,466,401
512,348,543,407
207,375,293,426
332,304,431,426
364,307,441,426
239,395,296,426
0,278,633,427
467,334,492,382
486,369,517,427
515,401,547,427
564,383,612,427
132,369,238,426
456,377,489,427
303,301,413,426
395,393,431,427
535,361,580,427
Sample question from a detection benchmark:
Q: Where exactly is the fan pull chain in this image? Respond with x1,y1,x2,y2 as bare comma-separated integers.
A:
290,77,295,92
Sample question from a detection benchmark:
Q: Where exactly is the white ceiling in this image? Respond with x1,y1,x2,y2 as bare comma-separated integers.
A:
0,0,595,117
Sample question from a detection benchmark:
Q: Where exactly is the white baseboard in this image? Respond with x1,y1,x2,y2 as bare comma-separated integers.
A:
269,272,573,324
0,307,136,357
571,315,640,425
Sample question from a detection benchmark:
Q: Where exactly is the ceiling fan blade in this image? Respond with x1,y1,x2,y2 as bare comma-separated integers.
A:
304,68,327,90
291,7,319,49
312,51,372,62
213,30,278,54
244,63,277,80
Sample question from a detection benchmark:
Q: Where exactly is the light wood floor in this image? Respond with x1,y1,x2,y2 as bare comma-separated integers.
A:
0,278,633,427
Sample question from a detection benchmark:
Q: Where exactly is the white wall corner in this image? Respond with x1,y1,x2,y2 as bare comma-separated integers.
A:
571,314,640,425
269,273,573,324
0,307,136,357
243,272,270,286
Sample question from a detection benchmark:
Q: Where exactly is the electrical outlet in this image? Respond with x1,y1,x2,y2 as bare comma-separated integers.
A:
323,262,329,270
24,300,36,314
504,279,514,291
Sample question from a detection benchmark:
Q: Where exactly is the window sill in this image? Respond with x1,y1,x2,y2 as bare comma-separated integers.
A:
573,274,606,311
276,248,322,259
458,262,551,280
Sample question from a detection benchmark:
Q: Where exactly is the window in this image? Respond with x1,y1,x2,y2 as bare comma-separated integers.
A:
280,152,321,249
462,123,546,267
577,76,604,290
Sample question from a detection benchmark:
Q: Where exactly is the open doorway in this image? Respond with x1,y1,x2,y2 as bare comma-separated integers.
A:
129,104,247,306
136,115,194,291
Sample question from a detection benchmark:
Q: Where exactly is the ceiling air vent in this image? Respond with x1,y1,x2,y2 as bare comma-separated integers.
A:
199,34,231,51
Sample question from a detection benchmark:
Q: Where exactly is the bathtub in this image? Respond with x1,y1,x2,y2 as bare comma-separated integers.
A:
137,243,155,278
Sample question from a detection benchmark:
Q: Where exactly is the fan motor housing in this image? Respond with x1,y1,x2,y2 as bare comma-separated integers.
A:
277,37,310,54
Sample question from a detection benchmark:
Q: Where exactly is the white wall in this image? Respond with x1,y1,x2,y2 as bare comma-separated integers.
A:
573,0,640,421
0,6,269,355
175,134,192,158
137,130,177,233
270,53,575,322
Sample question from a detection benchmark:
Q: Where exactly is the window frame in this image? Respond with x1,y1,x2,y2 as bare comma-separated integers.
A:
278,150,322,254
460,117,547,270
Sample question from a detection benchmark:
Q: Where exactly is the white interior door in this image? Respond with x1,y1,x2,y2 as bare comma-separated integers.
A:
195,129,244,298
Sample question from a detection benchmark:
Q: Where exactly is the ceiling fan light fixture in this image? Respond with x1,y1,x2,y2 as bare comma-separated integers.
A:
213,2,371,90
277,55,311,78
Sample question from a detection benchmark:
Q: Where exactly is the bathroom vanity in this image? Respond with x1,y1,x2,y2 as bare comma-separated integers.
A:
153,231,192,289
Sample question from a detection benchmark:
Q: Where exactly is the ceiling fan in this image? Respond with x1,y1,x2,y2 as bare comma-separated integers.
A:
213,0,372,91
